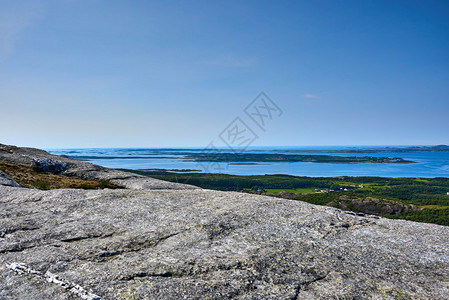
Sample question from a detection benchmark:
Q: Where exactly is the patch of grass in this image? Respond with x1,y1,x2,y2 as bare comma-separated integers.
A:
0,160,119,190
420,205,448,210
415,179,431,183
266,188,315,194
31,179,52,190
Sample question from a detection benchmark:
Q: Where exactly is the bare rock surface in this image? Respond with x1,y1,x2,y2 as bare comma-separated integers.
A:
1,144,449,299
0,171,22,188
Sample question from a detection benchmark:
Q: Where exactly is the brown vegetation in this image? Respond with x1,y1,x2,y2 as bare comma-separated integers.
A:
0,160,118,190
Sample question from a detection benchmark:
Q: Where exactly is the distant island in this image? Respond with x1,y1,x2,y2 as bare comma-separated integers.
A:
277,145,449,154
58,146,449,166
60,151,416,164
187,153,414,164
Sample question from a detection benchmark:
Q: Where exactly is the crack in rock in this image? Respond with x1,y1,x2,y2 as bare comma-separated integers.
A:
0,244,36,254
0,226,40,238
94,231,183,261
61,232,114,243
292,270,329,300
122,271,175,281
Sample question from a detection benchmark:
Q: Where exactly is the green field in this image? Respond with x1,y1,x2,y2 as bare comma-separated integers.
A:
265,188,316,194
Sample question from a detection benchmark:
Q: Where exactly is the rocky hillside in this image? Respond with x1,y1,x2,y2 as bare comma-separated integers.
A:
1,144,448,299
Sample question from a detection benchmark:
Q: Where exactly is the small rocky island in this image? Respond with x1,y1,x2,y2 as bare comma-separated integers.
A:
1,143,448,299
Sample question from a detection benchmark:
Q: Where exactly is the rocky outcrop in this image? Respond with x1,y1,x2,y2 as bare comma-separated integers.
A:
0,171,21,187
1,144,448,299
328,195,418,215
0,143,196,190
31,158,68,174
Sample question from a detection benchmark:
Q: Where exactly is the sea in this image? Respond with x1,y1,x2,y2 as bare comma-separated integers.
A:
46,146,449,178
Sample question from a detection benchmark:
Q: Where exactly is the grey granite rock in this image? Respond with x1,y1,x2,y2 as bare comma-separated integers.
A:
0,144,448,299
0,171,22,187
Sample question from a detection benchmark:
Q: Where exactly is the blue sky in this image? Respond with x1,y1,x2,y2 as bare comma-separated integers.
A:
1,0,448,148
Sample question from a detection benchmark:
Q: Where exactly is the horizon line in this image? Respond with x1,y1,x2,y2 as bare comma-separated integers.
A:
42,144,449,150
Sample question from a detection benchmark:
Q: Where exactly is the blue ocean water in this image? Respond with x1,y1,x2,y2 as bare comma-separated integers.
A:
47,147,449,178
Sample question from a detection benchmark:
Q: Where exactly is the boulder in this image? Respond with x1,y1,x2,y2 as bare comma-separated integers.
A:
31,158,67,174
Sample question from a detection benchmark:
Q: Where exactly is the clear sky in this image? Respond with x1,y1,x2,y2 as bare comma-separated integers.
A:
1,0,448,148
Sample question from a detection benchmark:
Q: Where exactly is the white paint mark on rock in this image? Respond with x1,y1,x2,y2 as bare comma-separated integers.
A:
8,262,101,300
